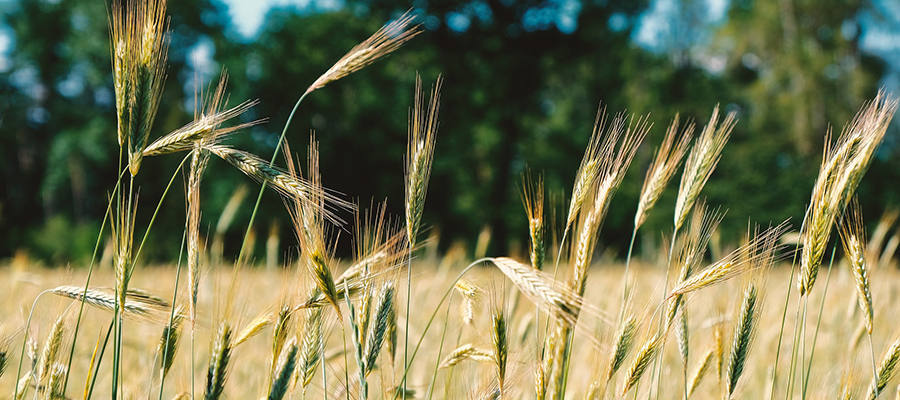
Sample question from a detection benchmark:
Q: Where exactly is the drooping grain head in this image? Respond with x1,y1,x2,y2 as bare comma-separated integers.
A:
49,285,172,322
635,115,694,229
488,257,580,326
144,73,263,157
439,344,494,369
405,74,442,247
455,279,480,325
840,199,874,334
306,12,420,94
669,220,788,297
674,105,736,232
521,170,546,271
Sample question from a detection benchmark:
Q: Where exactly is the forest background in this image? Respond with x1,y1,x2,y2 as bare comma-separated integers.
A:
2,0,900,264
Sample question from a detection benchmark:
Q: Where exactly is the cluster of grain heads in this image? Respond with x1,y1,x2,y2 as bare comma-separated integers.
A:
204,323,234,400
799,91,898,295
570,111,649,297
110,0,169,176
869,338,900,399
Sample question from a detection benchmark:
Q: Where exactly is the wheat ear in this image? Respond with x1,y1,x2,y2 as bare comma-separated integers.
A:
440,344,495,369
840,199,874,334
157,311,183,380
607,316,639,383
204,322,233,400
687,347,716,398
725,283,760,398
521,170,546,271
268,338,298,400
869,338,900,400
635,115,694,229
306,12,420,94
673,105,736,231
621,333,663,395
491,305,508,396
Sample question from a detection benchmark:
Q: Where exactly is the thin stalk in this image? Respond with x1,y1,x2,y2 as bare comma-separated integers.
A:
86,320,115,400
868,333,879,398
768,241,802,400
237,91,311,266
784,297,803,400
652,226,680,400
158,231,187,400
12,289,53,400
340,322,350,400
802,247,836,399
622,226,638,319
392,259,491,400
61,167,124,395
403,244,412,399
425,292,453,400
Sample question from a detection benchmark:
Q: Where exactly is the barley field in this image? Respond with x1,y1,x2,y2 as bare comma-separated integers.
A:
2,0,900,399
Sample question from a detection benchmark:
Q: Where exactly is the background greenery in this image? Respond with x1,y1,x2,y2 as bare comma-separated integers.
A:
1,0,898,263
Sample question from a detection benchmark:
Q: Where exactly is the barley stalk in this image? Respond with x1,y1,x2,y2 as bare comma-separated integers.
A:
405,74,442,246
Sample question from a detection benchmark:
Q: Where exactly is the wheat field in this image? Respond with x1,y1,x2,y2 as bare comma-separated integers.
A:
2,0,900,399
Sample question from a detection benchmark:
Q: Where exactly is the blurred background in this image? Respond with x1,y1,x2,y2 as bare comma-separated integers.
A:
1,0,899,265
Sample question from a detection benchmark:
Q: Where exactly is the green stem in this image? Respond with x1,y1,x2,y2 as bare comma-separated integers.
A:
403,241,413,399
60,168,124,395
158,230,187,400
621,226,638,320
425,292,453,400
802,247,836,399
768,240,802,400
393,258,491,400
237,91,312,266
